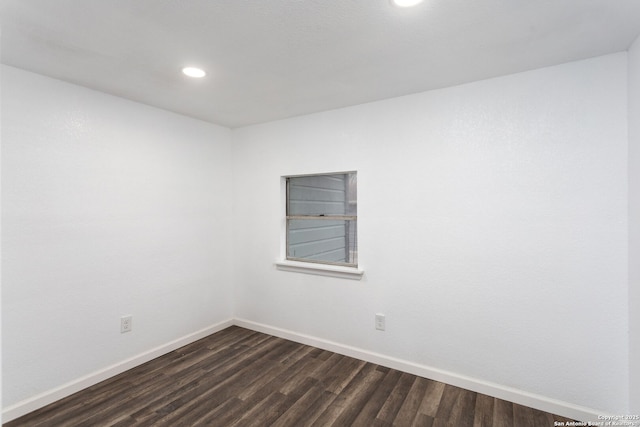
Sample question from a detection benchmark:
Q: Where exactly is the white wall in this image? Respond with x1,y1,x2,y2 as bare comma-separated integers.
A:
232,53,629,414
629,34,640,414
1,66,234,408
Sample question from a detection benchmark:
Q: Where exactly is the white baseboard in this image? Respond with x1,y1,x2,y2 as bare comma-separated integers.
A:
2,319,234,423
3,317,607,423
234,318,606,423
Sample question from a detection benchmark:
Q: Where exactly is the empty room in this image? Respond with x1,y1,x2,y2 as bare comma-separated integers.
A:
1,0,640,425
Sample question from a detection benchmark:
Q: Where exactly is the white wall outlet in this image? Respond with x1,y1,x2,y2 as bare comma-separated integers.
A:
375,313,385,331
121,315,133,333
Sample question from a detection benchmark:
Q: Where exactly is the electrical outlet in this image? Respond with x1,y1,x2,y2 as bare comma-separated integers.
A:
121,315,133,333
375,313,385,331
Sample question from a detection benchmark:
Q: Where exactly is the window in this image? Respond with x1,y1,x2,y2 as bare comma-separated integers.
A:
285,172,357,267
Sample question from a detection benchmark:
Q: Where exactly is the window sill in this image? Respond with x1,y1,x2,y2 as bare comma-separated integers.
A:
275,260,364,280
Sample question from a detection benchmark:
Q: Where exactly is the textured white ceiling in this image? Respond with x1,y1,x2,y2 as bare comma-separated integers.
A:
2,0,640,128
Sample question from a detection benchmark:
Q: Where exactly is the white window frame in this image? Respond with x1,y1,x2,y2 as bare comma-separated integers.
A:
276,172,363,280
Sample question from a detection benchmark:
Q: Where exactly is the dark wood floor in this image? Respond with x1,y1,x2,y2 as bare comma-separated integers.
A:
5,326,576,427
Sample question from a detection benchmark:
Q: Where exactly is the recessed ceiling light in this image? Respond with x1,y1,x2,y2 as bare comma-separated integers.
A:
391,0,424,7
182,67,206,78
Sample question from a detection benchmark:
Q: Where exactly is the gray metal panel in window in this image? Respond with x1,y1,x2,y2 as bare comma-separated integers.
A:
286,172,357,267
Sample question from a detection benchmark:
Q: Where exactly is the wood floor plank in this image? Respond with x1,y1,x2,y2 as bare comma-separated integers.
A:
446,387,477,427
493,398,514,427
472,393,494,427
432,417,452,427
140,338,300,425
270,381,326,427
311,362,385,426
175,396,238,427
375,372,416,424
233,341,310,401
229,391,289,427
191,396,245,427
415,378,446,419
412,413,436,427
5,326,578,427
313,354,367,395
432,385,477,427
244,376,320,427
350,368,403,426
512,403,559,427
392,376,431,426
532,407,557,426
124,328,266,418
434,384,462,421
129,340,283,425
331,364,388,426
